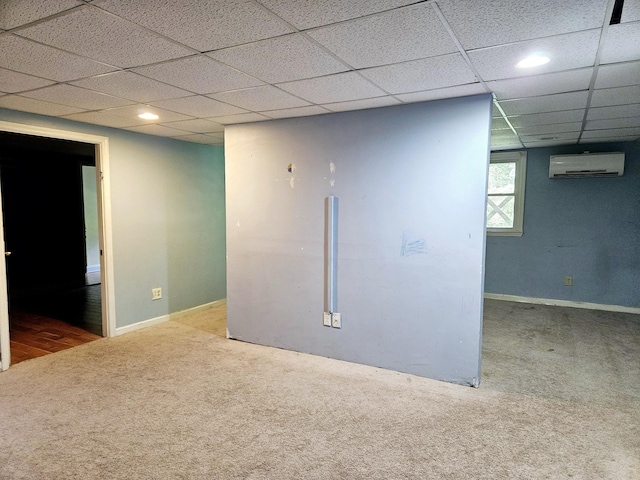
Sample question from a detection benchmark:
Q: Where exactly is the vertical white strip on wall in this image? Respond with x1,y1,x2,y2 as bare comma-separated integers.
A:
325,196,338,314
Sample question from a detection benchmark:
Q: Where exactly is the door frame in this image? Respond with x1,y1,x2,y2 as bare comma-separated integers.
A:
0,120,116,371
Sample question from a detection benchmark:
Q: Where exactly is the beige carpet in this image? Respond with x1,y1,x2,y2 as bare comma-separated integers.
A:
0,300,638,479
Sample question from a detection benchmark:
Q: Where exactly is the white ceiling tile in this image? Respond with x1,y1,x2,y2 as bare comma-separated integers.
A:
586,117,640,130
360,54,477,94
491,130,523,149
70,72,192,102
17,8,193,68
260,106,331,119
507,110,585,127
22,84,134,110
621,2,640,22
590,85,640,107
100,104,193,123
520,131,580,142
173,134,224,145
587,104,640,120
256,0,418,29
322,96,401,112
125,124,190,137
522,139,578,147
595,61,640,89
207,113,271,124
487,69,593,100
580,127,640,138
208,33,348,84
0,0,82,30
499,91,589,115
491,117,511,131
0,68,55,93
580,136,640,144
600,23,640,64
437,0,609,49
468,30,601,81
209,86,310,111
0,34,115,81
132,56,263,95
150,96,247,117
97,0,294,51
278,72,385,103
159,119,224,134
515,122,583,135
306,4,457,69
62,110,144,128
395,83,488,103
0,95,86,116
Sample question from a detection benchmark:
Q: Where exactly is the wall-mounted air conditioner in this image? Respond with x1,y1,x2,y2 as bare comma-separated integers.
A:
549,152,625,178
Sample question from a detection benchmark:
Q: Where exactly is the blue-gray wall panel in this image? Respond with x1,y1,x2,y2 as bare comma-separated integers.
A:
485,142,640,308
226,96,492,385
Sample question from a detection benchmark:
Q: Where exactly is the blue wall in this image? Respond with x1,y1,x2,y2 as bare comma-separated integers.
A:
485,141,640,308
226,96,492,386
0,108,227,328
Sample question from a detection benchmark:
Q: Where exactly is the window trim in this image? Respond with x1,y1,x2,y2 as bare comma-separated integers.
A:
487,151,526,237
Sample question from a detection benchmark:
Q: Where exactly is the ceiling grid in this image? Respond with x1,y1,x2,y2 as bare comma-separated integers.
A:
0,0,637,148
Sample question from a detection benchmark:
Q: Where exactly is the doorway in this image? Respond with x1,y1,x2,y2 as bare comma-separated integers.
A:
0,121,115,371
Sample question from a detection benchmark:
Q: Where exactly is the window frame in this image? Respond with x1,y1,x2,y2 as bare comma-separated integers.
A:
487,151,526,237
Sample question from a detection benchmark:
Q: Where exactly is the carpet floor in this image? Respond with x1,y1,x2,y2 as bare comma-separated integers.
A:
0,300,638,479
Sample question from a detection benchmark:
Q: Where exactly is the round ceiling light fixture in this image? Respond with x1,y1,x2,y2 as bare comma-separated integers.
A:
138,112,159,120
515,54,550,69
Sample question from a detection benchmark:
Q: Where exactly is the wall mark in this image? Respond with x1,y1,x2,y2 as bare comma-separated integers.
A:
401,230,427,257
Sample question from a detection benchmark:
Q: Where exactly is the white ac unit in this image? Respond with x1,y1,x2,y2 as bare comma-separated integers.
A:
549,152,625,178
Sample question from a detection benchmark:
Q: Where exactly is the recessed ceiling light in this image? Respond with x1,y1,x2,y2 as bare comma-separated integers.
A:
516,54,550,69
138,112,159,120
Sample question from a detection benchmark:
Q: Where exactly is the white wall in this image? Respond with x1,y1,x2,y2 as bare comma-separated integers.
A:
225,95,492,385
82,165,100,271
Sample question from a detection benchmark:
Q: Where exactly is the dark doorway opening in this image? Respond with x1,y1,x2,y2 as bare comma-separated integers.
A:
0,132,102,364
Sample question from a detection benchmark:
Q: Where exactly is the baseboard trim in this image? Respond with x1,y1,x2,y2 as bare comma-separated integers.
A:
86,265,100,273
169,298,226,321
114,314,169,336
114,299,227,336
484,293,640,315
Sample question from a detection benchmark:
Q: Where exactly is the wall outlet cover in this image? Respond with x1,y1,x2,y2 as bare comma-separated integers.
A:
323,312,332,327
152,287,162,300
332,312,341,329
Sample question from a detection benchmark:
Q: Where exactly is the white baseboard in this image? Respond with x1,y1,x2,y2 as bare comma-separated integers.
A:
86,264,101,273
113,298,227,336
484,293,640,315
168,298,226,321
114,314,169,336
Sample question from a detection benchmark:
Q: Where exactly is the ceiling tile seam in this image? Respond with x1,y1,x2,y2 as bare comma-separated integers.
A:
146,95,253,117
430,2,521,148
8,33,122,73
241,2,406,100
464,27,604,55
15,83,137,109
492,88,591,103
2,94,91,113
577,0,619,143
1,4,88,34
253,0,432,31
85,2,201,57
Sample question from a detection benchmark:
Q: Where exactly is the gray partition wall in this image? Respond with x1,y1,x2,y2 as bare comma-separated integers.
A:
225,95,492,386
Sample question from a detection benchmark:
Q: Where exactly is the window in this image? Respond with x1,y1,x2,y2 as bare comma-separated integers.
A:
487,151,526,236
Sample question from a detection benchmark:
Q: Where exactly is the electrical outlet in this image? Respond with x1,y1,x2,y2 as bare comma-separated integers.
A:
323,312,332,327
152,287,162,300
564,276,573,286
332,312,341,329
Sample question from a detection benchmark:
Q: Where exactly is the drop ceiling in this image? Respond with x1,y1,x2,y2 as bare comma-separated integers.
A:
0,0,638,149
